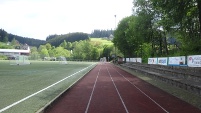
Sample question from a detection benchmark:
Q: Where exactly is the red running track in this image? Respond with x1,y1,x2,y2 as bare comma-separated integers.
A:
44,63,201,113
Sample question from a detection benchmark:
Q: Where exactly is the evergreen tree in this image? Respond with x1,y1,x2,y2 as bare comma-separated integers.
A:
0,29,8,42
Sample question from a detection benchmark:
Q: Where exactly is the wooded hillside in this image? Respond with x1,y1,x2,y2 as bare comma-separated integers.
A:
0,29,113,47
46,32,89,47
0,29,45,47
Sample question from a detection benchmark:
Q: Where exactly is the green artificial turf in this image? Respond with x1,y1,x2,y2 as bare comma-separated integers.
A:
0,60,96,113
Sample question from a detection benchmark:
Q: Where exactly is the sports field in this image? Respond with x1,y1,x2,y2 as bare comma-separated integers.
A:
0,60,96,113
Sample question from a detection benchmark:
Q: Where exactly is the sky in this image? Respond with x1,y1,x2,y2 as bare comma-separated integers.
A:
0,0,133,40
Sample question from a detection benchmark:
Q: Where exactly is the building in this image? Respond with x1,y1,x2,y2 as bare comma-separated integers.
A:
0,45,30,59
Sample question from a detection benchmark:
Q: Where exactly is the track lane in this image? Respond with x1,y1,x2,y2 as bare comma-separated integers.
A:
109,64,201,113
86,64,127,113
106,64,167,113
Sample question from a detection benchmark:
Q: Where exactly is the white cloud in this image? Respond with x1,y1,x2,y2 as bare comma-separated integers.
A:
0,0,133,40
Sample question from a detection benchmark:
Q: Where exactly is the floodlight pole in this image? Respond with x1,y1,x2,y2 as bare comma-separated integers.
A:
114,15,116,29
114,15,117,63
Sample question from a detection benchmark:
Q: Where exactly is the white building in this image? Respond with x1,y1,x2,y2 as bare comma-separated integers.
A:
0,46,30,58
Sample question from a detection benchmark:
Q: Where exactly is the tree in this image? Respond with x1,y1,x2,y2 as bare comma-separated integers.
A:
66,42,72,50
91,47,99,60
0,29,8,42
125,15,146,57
102,45,114,61
60,40,67,49
82,41,93,60
46,32,89,47
40,48,49,58
72,40,101,60
150,0,201,54
72,41,84,59
11,38,18,46
45,43,52,50
113,16,135,58
38,45,46,53
53,47,70,58
198,0,201,34
90,29,114,38
30,47,39,60
134,0,186,56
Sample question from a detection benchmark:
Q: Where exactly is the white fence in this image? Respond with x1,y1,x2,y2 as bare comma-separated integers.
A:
125,58,142,63
187,55,201,67
148,55,201,67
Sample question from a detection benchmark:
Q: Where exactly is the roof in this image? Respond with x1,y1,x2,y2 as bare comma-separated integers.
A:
0,47,30,53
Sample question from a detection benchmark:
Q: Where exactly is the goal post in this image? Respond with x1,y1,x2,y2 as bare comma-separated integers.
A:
9,55,31,65
100,57,107,63
58,56,67,64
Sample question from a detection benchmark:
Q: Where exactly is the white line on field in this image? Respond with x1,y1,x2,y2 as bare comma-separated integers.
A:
85,67,101,113
107,66,129,113
113,66,169,113
0,63,95,113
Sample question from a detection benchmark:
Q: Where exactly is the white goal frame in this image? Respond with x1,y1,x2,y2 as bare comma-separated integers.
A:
9,55,30,65
58,56,67,64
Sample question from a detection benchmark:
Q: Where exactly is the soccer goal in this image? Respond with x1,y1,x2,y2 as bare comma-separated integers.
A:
9,55,31,65
100,57,107,63
58,56,67,64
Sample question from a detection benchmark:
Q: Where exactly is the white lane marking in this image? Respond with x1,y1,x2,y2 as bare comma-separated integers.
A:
85,67,101,113
106,66,129,113
0,64,95,113
113,66,169,113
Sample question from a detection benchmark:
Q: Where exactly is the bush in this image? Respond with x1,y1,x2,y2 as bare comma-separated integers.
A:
0,55,8,60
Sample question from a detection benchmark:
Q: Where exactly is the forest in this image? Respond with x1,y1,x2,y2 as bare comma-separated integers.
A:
90,29,114,38
0,29,113,47
0,29,45,47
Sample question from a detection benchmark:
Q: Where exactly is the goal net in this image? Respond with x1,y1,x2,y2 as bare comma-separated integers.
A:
100,57,107,63
58,56,67,64
10,55,31,65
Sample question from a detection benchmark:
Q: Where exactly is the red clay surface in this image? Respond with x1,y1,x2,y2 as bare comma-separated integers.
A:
44,63,201,113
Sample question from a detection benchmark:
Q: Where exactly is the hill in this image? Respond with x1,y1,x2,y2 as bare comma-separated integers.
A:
0,29,45,47
46,33,89,47
90,38,113,46
0,28,114,48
